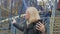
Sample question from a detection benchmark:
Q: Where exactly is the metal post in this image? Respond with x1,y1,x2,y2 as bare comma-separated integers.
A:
10,0,16,34
50,0,57,34
0,0,2,31
22,0,27,9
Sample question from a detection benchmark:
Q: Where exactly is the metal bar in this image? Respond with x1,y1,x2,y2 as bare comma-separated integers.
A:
22,0,27,9
13,0,17,34
9,0,15,34
50,0,56,34
8,3,16,33
0,0,2,30
0,15,19,23
0,28,8,30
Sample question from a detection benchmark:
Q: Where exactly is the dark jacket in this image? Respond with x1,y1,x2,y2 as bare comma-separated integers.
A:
13,20,43,34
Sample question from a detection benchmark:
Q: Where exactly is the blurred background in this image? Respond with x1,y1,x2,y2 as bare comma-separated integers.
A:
0,0,60,34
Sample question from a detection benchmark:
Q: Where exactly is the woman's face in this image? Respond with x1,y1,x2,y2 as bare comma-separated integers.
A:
25,13,30,20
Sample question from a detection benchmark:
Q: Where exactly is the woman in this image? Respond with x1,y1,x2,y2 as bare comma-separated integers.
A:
12,7,45,34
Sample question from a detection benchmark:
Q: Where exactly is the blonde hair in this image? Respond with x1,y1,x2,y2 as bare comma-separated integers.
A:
26,7,40,24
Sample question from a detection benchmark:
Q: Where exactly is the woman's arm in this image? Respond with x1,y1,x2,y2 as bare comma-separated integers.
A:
12,19,24,31
13,23,24,31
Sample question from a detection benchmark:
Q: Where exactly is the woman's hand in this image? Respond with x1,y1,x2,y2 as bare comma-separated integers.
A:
12,19,16,24
36,22,45,32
